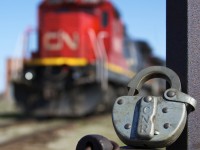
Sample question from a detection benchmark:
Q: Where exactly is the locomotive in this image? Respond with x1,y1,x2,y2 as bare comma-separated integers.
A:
12,0,159,117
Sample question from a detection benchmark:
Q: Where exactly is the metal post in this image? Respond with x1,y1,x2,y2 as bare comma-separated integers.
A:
167,0,200,149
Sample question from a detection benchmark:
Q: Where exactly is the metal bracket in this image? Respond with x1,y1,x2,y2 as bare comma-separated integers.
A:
164,88,197,112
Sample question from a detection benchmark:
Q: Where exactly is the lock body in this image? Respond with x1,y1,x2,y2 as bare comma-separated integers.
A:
112,95,187,148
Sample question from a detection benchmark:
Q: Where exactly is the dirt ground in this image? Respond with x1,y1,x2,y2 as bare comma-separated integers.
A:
0,98,123,150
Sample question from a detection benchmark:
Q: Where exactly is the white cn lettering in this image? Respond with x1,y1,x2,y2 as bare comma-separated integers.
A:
44,32,62,50
43,31,79,51
61,31,79,50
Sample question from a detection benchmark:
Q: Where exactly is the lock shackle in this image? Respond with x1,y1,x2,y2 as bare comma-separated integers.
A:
128,66,181,96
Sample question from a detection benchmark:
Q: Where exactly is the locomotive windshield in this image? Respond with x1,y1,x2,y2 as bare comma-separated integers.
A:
102,11,108,27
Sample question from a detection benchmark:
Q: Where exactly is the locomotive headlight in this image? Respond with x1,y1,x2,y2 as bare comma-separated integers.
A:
25,72,34,81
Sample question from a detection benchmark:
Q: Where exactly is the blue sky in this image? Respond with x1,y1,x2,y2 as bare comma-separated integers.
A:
0,0,166,93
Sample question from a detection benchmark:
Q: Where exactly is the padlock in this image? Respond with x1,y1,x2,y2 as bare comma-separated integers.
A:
112,66,197,148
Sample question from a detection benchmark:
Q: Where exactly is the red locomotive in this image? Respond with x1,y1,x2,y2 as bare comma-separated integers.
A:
13,0,159,117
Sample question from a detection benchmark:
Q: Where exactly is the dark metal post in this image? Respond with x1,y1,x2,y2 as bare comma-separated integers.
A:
167,0,200,149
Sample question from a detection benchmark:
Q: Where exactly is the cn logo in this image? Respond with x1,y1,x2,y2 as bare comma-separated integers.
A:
43,31,79,51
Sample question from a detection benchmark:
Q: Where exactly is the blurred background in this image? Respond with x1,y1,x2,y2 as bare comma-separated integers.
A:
0,0,165,149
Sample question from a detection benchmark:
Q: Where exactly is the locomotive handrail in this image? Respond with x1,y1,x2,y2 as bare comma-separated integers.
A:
97,31,109,90
88,29,108,90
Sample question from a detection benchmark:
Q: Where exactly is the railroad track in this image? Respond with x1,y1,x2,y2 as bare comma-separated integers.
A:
0,119,34,129
0,122,74,149
0,117,68,146
0,114,118,150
